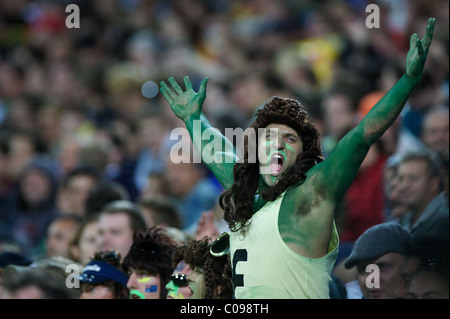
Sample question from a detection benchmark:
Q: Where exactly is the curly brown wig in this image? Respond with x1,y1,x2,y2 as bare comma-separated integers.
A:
122,226,177,298
171,237,232,299
219,96,324,233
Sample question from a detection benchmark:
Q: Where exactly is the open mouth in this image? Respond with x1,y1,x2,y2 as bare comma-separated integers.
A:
269,153,284,176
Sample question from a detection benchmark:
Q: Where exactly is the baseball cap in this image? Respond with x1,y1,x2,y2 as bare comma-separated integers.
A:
79,260,128,287
344,223,414,269
0,251,32,268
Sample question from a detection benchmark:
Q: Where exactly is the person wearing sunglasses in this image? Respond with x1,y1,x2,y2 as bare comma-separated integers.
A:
166,235,232,299
160,19,436,298
167,273,191,299
166,261,204,299
122,226,177,299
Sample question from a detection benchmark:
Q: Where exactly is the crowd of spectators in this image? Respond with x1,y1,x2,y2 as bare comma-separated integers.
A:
0,0,448,299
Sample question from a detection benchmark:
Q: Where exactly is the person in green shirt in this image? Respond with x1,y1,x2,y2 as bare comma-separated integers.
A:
160,19,435,298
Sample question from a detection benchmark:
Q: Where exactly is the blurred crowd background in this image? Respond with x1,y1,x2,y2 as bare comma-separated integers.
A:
0,0,448,280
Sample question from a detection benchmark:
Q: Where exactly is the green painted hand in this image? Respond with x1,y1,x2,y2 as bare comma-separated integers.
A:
160,76,209,122
160,75,236,189
406,18,435,79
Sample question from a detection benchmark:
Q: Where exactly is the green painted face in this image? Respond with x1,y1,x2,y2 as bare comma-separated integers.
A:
166,261,193,299
285,143,296,152
188,269,206,299
165,267,205,299
165,280,187,299
165,283,184,299
258,124,303,187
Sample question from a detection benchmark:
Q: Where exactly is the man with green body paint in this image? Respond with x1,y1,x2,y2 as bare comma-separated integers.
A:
160,19,435,299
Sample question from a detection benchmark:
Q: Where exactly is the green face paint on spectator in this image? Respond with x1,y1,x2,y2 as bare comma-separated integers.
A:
130,289,146,299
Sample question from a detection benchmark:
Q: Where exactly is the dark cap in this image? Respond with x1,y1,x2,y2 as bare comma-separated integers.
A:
0,251,32,268
79,260,128,287
345,223,414,269
101,200,140,215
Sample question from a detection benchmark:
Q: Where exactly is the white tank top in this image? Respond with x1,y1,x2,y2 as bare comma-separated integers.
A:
230,191,339,299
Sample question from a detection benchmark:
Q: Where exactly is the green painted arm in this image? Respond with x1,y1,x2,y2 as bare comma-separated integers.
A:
160,76,237,189
279,19,435,258
309,18,435,202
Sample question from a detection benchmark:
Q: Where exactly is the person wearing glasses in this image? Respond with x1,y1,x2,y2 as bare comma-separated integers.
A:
160,19,436,298
79,250,129,299
166,235,232,299
122,226,177,299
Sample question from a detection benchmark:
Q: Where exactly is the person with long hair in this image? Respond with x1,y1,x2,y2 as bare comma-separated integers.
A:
122,226,177,299
160,19,435,298
166,236,232,299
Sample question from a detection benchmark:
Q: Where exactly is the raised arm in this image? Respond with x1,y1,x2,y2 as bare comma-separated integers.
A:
279,19,435,258
160,76,237,189
311,18,435,201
